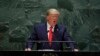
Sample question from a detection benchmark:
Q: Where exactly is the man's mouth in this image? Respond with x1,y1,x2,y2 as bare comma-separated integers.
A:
53,21,56,23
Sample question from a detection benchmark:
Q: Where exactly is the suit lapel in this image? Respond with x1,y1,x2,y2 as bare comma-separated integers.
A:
53,24,60,41
51,24,60,48
42,23,48,41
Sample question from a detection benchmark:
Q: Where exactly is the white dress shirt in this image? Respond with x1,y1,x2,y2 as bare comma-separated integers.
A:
47,22,55,39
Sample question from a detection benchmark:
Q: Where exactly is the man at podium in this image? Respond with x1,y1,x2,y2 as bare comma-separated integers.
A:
25,8,79,52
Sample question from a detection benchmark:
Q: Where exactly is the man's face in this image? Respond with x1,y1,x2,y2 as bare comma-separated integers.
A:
46,13,59,26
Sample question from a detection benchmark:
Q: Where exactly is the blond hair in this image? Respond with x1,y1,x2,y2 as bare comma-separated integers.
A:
46,8,60,16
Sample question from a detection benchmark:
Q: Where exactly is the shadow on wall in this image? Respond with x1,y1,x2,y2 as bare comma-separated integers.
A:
0,22,9,41
58,0,73,11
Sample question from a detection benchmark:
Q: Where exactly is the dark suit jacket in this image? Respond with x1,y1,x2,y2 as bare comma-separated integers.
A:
25,23,77,50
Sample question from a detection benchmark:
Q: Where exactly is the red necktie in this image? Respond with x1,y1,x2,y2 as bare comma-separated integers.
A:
48,26,53,47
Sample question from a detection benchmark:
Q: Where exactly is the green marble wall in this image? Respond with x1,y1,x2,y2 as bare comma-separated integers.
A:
0,0,100,51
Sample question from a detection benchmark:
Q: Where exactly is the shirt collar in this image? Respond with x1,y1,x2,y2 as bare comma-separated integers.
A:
47,22,55,32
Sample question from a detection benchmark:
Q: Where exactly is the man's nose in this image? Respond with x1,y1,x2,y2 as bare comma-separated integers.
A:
53,17,57,19
52,18,57,20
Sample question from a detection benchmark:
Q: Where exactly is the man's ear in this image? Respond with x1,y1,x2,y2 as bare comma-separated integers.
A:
46,16,49,21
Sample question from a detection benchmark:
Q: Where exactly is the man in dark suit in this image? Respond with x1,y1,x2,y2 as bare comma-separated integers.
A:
25,8,78,51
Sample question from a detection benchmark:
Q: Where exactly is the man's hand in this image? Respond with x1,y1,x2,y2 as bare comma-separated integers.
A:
25,48,32,51
73,49,79,52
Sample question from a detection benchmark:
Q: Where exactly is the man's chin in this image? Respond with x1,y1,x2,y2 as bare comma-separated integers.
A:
51,24,57,26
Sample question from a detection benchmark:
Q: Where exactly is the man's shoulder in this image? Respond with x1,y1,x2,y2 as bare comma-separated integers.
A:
57,24,67,28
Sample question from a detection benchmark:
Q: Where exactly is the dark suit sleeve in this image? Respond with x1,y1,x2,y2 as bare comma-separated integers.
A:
63,26,77,50
25,25,37,49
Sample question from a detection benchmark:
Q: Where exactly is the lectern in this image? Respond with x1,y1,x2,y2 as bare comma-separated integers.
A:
27,41,75,56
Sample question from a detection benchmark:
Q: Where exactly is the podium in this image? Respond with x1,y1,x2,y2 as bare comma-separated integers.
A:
26,41,76,56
